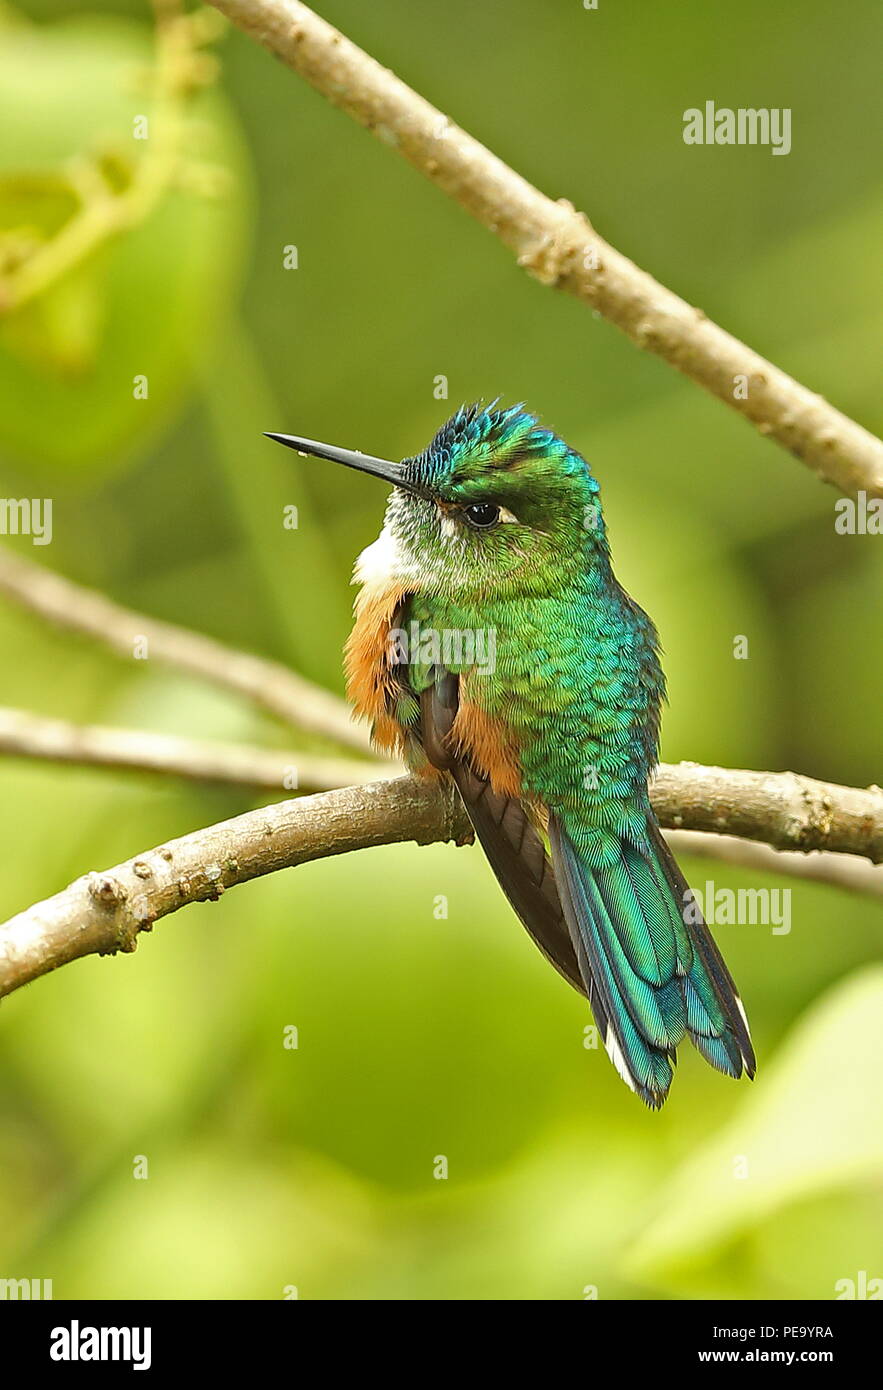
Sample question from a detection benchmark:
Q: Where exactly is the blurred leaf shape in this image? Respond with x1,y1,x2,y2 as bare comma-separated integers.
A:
20,1145,376,1300
625,966,883,1289
0,171,78,247
0,15,249,477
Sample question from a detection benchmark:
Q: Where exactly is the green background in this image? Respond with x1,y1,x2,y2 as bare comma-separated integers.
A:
0,0,881,1299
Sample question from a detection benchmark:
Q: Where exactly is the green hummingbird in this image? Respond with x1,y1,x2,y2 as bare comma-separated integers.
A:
267,403,755,1107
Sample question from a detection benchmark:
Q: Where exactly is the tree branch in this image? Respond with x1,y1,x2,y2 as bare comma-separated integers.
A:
0,547,376,756
208,0,883,498
0,775,465,997
2,764,881,1000
650,762,883,861
0,706,377,793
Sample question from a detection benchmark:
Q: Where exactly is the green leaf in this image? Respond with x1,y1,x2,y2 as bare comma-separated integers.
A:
625,967,883,1291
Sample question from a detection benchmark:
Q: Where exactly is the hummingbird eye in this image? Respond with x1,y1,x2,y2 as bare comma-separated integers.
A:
461,501,501,530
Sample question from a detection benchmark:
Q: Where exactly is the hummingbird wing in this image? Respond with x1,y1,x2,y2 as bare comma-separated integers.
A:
399,660,754,1109
417,667,593,1003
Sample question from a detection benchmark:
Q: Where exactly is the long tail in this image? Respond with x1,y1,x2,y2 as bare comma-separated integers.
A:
549,813,755,1108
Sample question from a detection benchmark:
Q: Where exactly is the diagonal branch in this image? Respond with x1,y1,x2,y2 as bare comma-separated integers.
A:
0,706,378,793
0,775,464,998
1,764,881,1000
208,0,883,498
0,546,376,756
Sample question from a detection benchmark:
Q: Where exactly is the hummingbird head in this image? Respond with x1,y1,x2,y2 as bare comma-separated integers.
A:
267,403,609,597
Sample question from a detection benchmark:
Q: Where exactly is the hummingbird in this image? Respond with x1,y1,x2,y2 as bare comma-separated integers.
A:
267,403,755,1107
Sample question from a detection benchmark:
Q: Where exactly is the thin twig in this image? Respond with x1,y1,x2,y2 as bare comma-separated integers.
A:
208,0,883,498
1,701,879,862
667,830,883,901
2,764,882,999
0,706,377,793
3,707,881,900
0,547,376,755
1,708,879,899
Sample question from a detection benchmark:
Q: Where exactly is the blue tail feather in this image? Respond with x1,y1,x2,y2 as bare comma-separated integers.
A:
549,814,755,1108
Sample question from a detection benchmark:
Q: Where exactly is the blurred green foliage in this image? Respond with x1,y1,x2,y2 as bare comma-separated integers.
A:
0,0,881,1299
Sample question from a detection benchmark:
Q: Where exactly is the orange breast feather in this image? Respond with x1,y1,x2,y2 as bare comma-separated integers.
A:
346,585,522,796
344,580,408,757
451,686,522,798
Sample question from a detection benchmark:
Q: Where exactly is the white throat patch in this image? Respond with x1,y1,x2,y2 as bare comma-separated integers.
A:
353,522,411,590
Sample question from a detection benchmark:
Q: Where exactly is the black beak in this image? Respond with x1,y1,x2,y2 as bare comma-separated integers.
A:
264,432,425,496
